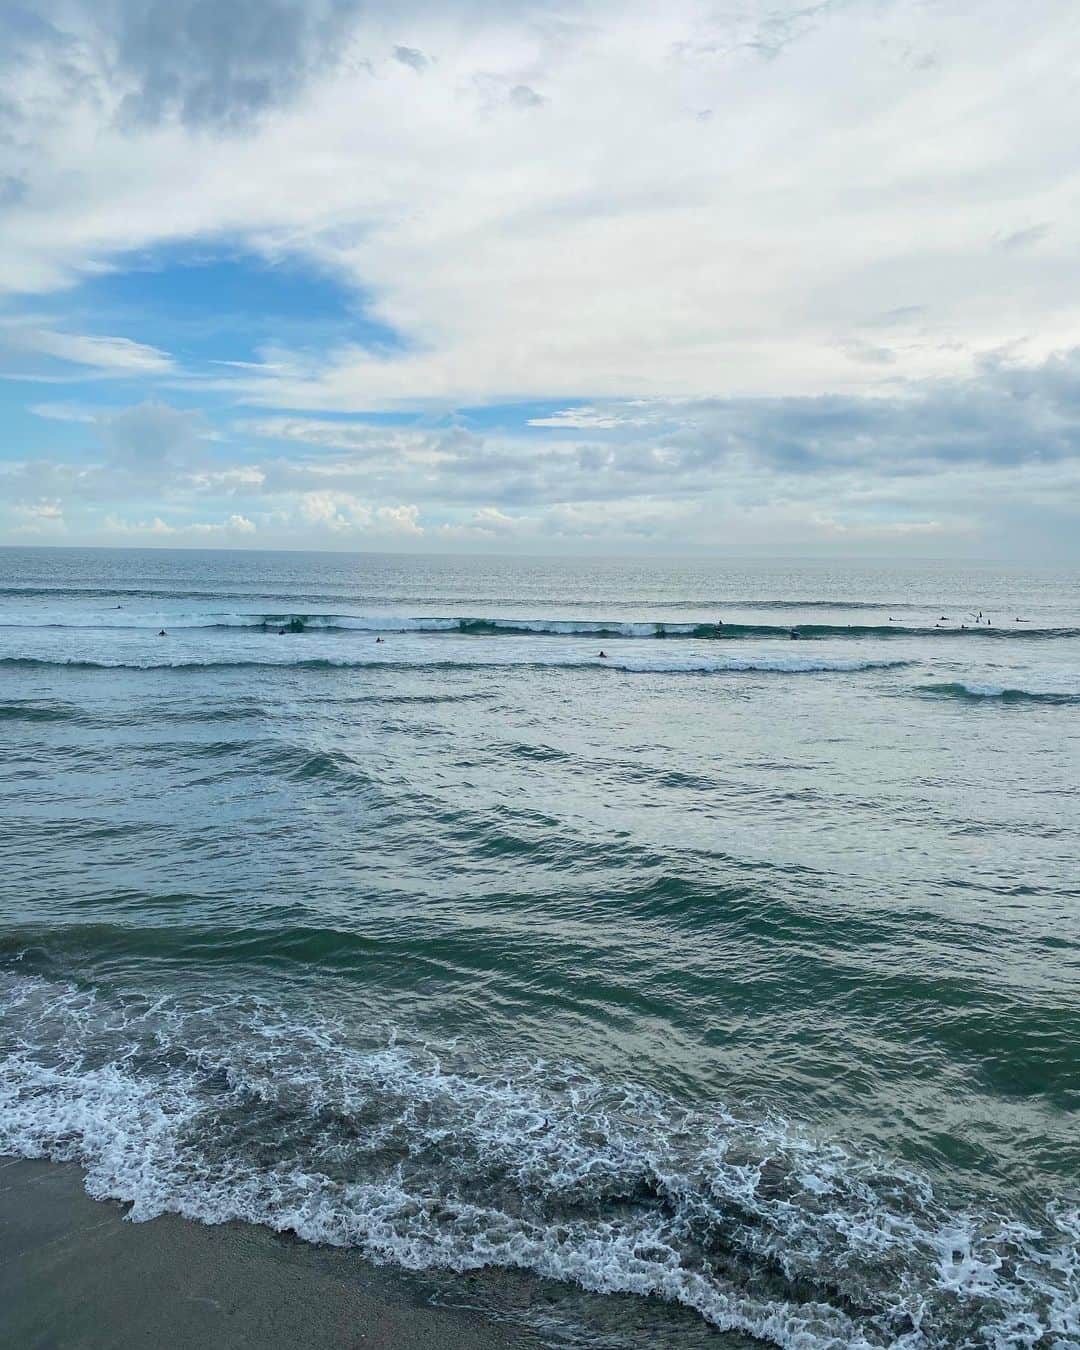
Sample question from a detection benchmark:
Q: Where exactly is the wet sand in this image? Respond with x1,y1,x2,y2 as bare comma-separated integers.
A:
0,1156,536,1350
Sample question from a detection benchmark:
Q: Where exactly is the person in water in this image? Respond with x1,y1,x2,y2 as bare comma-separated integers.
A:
158,629,167,637
789,629,800,640
598,650,608,658
375,637,384,644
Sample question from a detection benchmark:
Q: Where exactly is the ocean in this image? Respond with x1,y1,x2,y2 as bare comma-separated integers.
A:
0,545,1077,1348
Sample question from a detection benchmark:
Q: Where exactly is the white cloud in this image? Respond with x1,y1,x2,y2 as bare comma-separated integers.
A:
470,506,517,532
298,490,374,530
1,3,1080,556
10,498,67,535
0,321,173,375
5,344,1080,556
375,502,423,534
241,418,457,464
2,1,1079,408
527,406,656,430
295,492,424,536
102,512,257,538
28,402,100,423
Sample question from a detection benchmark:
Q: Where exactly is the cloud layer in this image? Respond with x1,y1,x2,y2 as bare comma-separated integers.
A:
1,0,1079,555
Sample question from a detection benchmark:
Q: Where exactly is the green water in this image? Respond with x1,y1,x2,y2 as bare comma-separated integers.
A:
1,547,1077,1347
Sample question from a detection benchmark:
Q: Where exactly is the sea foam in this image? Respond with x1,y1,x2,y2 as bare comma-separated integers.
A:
1,971,1076,1350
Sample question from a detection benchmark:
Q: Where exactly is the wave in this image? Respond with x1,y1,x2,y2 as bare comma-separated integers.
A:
0,699,78,723
0,654,911,675
0,970,1075,1350
3,609,1075,640
920,682,1080,705
0,585,253,603
0,586,1004,610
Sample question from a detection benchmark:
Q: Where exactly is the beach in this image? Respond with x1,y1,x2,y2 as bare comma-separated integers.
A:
1,1156,537,1350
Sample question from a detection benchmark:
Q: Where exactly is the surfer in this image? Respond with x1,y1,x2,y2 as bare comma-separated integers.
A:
789,629,800,640
375,637,384,644
158,629,167,637
598,650,608,658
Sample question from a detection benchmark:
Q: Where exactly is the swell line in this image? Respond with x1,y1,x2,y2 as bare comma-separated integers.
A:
2,612,1075,640
0,654,912,675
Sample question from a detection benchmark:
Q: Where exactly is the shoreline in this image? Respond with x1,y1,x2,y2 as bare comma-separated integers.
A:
0,1156,539,1350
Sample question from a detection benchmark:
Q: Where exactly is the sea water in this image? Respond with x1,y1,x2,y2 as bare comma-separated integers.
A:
0,547,1077,1347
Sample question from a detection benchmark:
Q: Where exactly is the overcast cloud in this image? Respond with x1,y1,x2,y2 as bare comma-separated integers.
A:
1,0,1079,556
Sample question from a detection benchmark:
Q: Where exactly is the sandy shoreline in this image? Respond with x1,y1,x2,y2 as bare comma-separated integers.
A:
0,1156,538,1350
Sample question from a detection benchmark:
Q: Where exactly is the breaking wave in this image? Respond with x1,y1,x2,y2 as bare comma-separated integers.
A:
3,610,1074,640
0,970,1075,1350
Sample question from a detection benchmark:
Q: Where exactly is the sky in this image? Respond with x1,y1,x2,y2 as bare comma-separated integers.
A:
1,0,1079,559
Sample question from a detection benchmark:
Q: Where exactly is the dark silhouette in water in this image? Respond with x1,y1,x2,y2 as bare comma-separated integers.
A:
158,630,166,637
598,650,608,658
375,637,384,644
789,629,800,640
278,629,286,635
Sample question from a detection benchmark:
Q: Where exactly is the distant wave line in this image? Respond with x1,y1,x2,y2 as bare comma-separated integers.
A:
1,612,1075,640
0,585,1064,616
0,654,913,675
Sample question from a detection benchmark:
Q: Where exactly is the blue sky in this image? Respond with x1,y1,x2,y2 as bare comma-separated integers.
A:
2,0,1079,557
